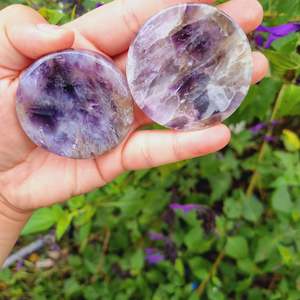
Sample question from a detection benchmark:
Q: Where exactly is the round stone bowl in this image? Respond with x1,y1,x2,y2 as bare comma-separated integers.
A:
16,50,134,159
126,4,253,131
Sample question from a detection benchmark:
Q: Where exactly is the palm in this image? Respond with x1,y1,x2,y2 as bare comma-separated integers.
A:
0,0,267,211
0,45,146,210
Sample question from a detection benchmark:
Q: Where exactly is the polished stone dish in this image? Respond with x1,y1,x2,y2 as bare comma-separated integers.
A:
16,50,133,159
127,4,253,130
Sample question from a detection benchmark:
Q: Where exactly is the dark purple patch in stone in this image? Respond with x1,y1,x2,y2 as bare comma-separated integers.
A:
17,50,133,158
28,104,63,133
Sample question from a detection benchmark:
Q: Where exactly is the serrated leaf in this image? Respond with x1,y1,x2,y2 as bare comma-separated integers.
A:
21,207,59,235
56,212,73,240
276,84,300,117
255,236,276,263
242,197,264,223
225,236,249,259
68,195,85,210
224,198,242,219
272,32,300,53
264,50,300,70
175,259,185,277
277,245,295,265
188,257,210,279
63,278,81,298
237,258,258,275
272,186,293,213
184,227,204,252
228,78,282,124
38,8,65,24
130,249,144,275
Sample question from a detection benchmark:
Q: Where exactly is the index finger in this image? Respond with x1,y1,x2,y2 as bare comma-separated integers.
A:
66,0,215,56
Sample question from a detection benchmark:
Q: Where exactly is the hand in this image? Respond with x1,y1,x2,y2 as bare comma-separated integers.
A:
0,0,268,213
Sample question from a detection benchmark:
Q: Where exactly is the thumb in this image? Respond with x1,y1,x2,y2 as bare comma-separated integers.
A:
9,23,74,60
0,5,74,71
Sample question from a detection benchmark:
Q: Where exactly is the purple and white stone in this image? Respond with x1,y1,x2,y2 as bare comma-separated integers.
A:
16,50,133,159
127,4,253,130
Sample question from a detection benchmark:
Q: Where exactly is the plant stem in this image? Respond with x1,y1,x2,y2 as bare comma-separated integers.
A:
264,11,300,21
246,84,284,197
91,227,111,282
196,84,285,297
197,250,225,297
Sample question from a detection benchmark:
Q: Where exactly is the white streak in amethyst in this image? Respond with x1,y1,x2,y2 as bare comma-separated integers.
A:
126,4,253,130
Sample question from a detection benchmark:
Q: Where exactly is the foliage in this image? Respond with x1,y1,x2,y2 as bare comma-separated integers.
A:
1,0,300,299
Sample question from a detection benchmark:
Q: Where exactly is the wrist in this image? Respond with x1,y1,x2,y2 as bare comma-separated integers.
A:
0,194,32,223
0,195,32,266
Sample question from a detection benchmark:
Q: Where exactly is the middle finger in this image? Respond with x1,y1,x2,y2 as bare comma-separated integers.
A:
67,0,215,56
67,0,263,56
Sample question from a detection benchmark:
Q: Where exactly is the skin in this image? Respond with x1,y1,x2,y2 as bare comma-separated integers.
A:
0,0,268,266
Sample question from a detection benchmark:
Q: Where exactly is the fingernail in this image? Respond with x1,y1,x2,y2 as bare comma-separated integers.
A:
36,24,64,35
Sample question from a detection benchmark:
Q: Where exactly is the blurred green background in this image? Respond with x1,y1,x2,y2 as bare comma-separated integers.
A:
0,0,300,299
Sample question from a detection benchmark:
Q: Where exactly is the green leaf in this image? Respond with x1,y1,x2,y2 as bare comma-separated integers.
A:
225,236,249,259
21,207,59,235
56,212,73,240
264,50,300,71
184,227,204,252
0,269,12,283
188,257,210,279
51,204,64,219
83,285,103,300
242,197,264,223
230,130,254,155
272,32,300,53
74,204,96,226
38,8,65,24
255,236,276,263
237,258,258,275
174,259,185,277
224,198,242,219
210,173,231,202
63,278,81,298
277,245,295,265
228,78,282,124
68,195,85,210
276,84,300,117
282,129,300,152
78,222,92,251
130,249,144,275
207,285,225,300
272,186,293,213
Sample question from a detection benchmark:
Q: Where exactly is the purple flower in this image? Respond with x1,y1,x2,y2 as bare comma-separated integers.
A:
254,34,265,47
145,248,165,265
16,260,24,271
256,23,300,48
264,135,277,143
271,120,280,126
169,203,201,213
249,121,279,134
145,248,156,255
148,231,166,241
95,2,103,8
170,203,216,233
250,122,266,134
50,243,61,252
